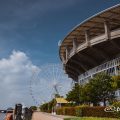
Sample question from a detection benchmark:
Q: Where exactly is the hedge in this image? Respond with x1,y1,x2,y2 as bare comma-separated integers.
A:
56,107,76,116
56,106,118,118
112,102,120,118
81,107,116,118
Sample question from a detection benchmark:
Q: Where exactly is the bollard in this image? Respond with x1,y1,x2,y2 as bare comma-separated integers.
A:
14,104,23,120
23,107,33,120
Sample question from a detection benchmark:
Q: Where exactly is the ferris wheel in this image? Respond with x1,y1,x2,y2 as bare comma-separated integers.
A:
29,63,72,106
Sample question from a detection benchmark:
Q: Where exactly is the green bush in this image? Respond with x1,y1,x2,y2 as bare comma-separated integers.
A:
81,107,115,118
64,107,76,116
30,106,37,111
56,106,117,118
56,107,76,116
75,106,82,117
56,108,65,115
112,101,120,118
112,101,120,107
75,105,88,117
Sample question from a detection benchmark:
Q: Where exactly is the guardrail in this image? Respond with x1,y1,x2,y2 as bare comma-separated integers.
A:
79,57,120,84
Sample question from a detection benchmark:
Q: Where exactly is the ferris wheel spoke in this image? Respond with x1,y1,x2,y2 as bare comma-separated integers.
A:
56,66,62,81
54,65,59,82
55,64,59,81
29,63,72,105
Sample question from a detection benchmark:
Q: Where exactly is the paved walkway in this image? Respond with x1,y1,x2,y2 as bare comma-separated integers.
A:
32,112,72,120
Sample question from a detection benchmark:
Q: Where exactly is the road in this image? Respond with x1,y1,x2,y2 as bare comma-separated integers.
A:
32,112,64,120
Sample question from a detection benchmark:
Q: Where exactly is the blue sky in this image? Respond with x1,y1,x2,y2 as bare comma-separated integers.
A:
0,0,120,108
0,0,119,65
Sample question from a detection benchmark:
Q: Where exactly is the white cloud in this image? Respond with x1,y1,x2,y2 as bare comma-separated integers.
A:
0,50,72,109
0,50,40,109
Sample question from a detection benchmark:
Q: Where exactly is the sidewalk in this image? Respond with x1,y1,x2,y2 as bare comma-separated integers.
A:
32,112,73,120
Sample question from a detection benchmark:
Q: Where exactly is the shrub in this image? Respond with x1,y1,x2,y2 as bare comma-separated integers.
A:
75,105,88,117
30,106,37,111
75,106,82,117
112,101,120,107
81,107,116,118
64,107,76,116
56,107,76,116
112,101,120,118
56,106,117,118
56,108,65,115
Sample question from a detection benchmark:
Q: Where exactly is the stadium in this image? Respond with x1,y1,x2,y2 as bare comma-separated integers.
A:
59,4,120,100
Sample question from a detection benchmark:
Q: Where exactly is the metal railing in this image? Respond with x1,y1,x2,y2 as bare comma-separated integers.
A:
79,57,120,84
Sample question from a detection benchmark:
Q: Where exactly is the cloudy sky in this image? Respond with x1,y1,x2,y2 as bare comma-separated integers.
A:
0,0,120,109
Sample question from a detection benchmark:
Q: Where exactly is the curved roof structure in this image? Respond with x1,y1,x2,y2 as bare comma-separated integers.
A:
59,4,120,81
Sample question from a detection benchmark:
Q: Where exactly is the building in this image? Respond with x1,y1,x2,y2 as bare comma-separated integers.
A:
59,4,120,100
55,98,69,108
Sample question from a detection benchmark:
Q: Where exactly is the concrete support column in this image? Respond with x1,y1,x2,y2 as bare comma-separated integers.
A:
113,59,117,75
63,63,66,70
85,30,90,47
61,55,66,64
65,47,69,61
104,21,111,40
114,66,117,75
73,38,77,53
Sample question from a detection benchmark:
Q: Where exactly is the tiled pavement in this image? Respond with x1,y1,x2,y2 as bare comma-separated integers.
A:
32,112,72,120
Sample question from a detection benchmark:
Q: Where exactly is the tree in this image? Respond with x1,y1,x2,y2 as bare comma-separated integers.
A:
40,103,48,112
85,73,115,106
112,75,120,90
40,99,55,112
30,106,37,111
66,83,84,105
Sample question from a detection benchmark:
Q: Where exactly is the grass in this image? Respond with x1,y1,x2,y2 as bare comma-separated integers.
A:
64,117,120,120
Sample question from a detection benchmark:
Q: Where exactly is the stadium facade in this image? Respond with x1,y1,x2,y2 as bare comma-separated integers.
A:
59,4,120,100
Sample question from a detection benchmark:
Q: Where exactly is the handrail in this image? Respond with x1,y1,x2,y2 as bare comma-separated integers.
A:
79,57,120,82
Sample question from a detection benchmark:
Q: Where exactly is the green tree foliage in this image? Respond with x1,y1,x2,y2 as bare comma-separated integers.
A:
66,83,83,105
66,73,116,106
112,75,120,90
84,73,115,106
40,103,48,111
40,99,55,112
30,106,37,111
55,93,60,98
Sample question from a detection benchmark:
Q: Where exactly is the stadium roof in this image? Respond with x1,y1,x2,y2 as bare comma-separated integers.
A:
59,4,120,81
59,4,120,61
